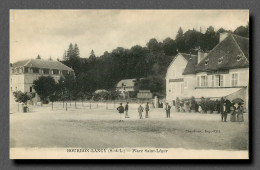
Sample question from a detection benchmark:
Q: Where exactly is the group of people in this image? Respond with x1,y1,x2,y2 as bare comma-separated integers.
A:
116,102,172,121
221,97,244,122
117,102,151,121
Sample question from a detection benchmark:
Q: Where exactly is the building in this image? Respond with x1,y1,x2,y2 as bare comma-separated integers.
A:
10,58,74,102
116,79,137,93
137,90,153,103
166,33,249,110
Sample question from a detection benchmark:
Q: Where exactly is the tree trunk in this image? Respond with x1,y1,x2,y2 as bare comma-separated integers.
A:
75,100,77,108
63,101,64,108
52,102,53,111
90,102,91,109
66,102,67,111
106,102,108,110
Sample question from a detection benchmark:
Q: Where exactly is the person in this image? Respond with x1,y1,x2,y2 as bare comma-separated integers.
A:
221,97,231,122
230,104,236,122
117,103,124,122
198,104,202,113
237,102,244,122
221,103,228,122
145,102,149,118
165,103,171,118
138,104,144,119
125,102,130,118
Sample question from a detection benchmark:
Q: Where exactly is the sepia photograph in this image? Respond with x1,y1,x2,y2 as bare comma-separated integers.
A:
9,10,249,159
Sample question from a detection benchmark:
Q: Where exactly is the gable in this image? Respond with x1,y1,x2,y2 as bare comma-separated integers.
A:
166,53,188,78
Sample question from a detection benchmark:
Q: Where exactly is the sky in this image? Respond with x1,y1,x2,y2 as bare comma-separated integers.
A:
10,10,249,63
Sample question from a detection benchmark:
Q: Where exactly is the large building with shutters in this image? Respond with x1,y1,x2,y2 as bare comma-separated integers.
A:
10,58,74,102
165,33,249,110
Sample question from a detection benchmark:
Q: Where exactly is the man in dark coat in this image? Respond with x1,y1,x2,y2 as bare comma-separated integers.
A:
125,102,129,118
117,103,125,122
145,102,149,118
221,97,231,122
165,103,171,118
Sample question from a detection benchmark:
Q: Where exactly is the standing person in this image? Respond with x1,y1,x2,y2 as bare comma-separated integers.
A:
221,103,228,122
138,104,144,119
145,102,150,118
237,102,244,122
230,103,236,122
165,103,171,118
125,102,130,118
117,103,124,122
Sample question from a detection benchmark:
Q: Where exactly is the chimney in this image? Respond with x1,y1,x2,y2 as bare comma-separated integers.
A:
198,50,205,64
219,32,229,43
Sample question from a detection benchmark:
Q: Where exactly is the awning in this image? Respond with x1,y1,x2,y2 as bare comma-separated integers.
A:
189,88,245,99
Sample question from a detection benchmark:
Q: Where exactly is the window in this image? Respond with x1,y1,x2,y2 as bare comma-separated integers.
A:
181,83,184,94
24,67,28,73
53,69,59,75
197,77,200,87
62,70,68,75
200,76,208,87
211,75,214,87
231,73,238,86
43,69,50,74
215,75,224,87
218,56,224,64
12,69,14,73
205,59,209,65
32,68,39,73
237,54,242,61
30,86,33,92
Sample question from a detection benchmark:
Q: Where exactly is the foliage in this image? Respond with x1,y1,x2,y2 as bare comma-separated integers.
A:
33,76,56,102
176,97,180,112
200,97,206,111
60,24,248,97
13,91,35,104
190,96,196,110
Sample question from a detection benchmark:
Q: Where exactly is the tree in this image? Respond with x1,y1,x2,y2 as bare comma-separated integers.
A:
74,43,80,58
162,37,177,56
36,54,41,59
13,91,35,104
89,50,96,60
175,27,184,40
33,76,56,103
147,38,160,53
234,25,249,38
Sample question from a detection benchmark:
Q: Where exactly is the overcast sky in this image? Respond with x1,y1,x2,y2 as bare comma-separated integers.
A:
10,10,249,63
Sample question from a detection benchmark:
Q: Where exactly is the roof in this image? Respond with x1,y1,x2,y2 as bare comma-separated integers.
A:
179,53,197,61
196,34,249,72
11,59,74,71
116,79,136,88
183,55,198,75
186,88,243,99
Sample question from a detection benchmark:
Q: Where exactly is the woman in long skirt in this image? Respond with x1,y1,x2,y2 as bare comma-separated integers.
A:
237,103,244,122
230,104,236,122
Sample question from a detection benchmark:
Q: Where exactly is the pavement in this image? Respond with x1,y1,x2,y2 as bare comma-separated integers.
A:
10,101,249,150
